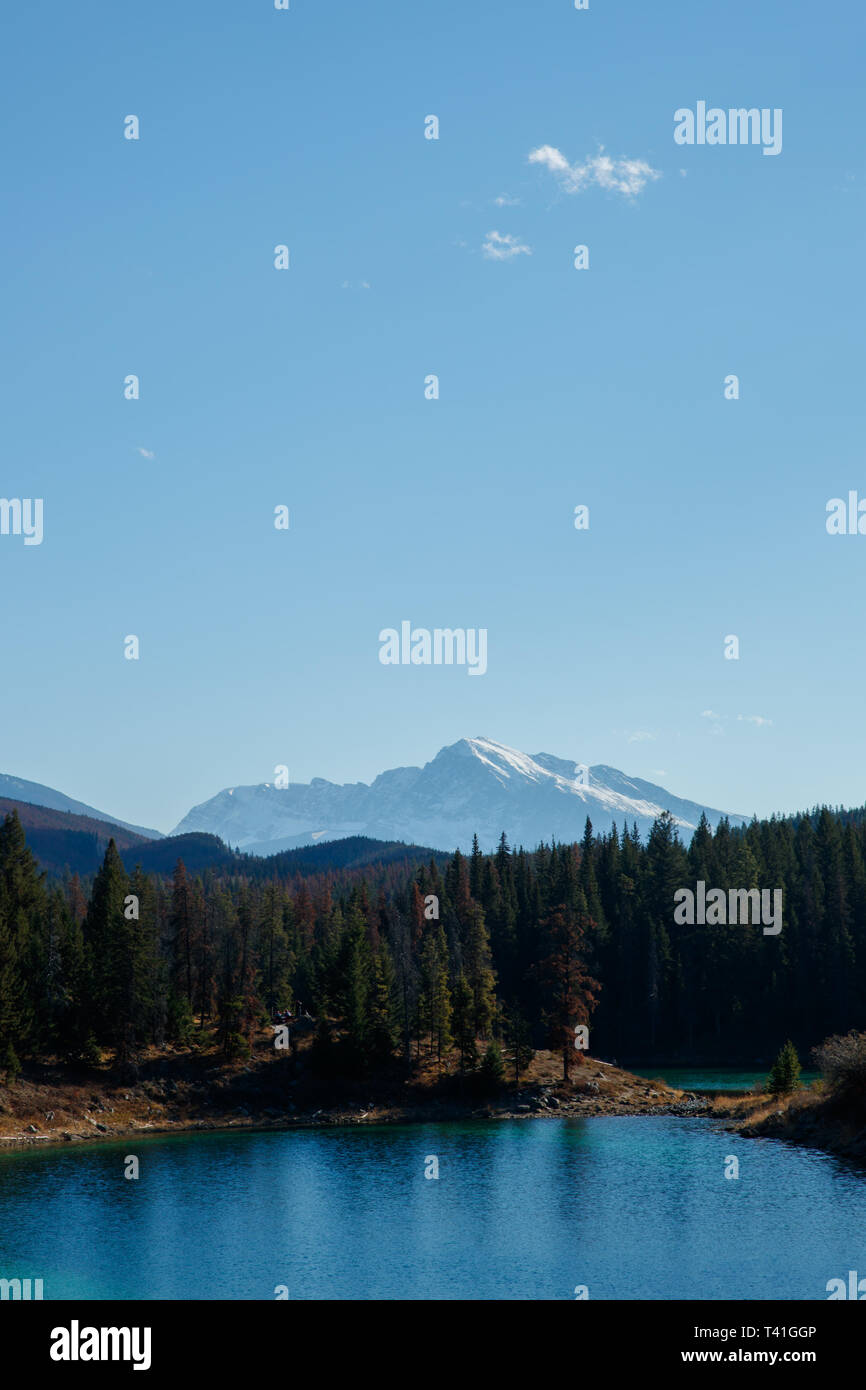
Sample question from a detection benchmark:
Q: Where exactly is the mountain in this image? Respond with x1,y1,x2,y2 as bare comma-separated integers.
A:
0,792,443,880
0,773,162,839
170,736,748,854
0,797,151,876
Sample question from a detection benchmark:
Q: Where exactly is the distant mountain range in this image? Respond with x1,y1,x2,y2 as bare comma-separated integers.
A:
0,774,162,840
0,797,440,880
171,736,748,854
0,738,749,871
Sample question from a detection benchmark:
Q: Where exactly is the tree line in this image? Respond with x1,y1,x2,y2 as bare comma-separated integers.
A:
1,800,865,1080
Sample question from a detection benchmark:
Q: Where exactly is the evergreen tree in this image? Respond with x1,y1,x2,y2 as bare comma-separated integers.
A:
538,894,600,1081
464,905,496,1039
478,1040,506,1094
82,840,130,1049
768,1040,801,1094
503,1002,535,1087
451,972,477,1073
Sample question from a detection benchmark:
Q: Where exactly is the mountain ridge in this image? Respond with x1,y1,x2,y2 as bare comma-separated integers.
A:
0,773,162,840
170,735,748,854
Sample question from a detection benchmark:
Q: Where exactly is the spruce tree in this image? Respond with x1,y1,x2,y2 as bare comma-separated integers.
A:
452,972,477,1073
464,905,496,1039
768,1040,801,1095
82,840,130,1049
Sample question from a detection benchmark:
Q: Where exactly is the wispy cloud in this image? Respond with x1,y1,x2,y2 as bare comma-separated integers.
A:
701,709,773,734
528,144,661,198
482,230,532,261
627,730,655,743
494,193,520,207
136,447,155,459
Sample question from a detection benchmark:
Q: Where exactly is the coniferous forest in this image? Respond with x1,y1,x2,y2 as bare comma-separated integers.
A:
1,801,865,1079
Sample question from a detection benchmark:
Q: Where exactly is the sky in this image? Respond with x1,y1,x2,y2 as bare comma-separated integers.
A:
1,0,865,834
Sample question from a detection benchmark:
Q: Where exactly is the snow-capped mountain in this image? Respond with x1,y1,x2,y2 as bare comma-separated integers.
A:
170,737,746,855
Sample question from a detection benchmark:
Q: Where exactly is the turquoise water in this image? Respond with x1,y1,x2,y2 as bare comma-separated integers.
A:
632,1068,820,1092
0,1116,861,1299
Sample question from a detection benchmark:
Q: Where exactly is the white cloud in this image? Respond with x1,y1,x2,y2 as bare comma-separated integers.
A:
529,144,661,198
136,447,155,459
482,230,532,261
701,709,772,732
627,730,655,743
494,193,520,207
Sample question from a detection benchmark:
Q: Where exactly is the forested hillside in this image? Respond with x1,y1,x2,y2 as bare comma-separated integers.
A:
0,801,863,1077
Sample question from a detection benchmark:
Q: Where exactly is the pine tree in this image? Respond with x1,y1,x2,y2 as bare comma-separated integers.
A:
451,972,477,1073
82,840,130,1049
368,942,399,1062
478,1040,506,1094
464,905,496,1039
340,910,373,1072
767,1040,801,1094
503,1002,535,1087
0,910,25,1077
0,810,46,1056
538,894,600,1081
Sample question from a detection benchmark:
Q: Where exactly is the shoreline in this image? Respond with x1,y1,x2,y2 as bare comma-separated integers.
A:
0,1053,712,1157
7,1047,853,1164
0,1099,712,1158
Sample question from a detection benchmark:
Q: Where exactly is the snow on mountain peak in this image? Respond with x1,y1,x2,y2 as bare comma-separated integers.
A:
170,737,746,857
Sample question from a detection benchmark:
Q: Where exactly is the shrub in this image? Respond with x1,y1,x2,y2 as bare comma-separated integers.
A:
79,1034,102,1068
476,1041,506,1095
812,1031,866,1099
167,993,195,1045
223,1031,250,1062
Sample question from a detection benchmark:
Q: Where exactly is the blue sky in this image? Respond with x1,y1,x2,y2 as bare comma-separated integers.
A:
2,0,865,833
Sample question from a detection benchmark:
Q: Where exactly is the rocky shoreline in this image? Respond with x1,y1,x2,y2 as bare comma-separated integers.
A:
0,1054,712,1156
735,1094,866,1166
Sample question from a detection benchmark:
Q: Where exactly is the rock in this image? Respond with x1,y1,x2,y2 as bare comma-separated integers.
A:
26,1123,38,1133
548,1095,560,1108
44,1111,54,1122
516,1103,532,1113
95,1122,108,1132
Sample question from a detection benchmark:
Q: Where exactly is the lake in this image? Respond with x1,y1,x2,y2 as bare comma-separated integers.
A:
0,1116,861,1299
631,1067,820,1092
